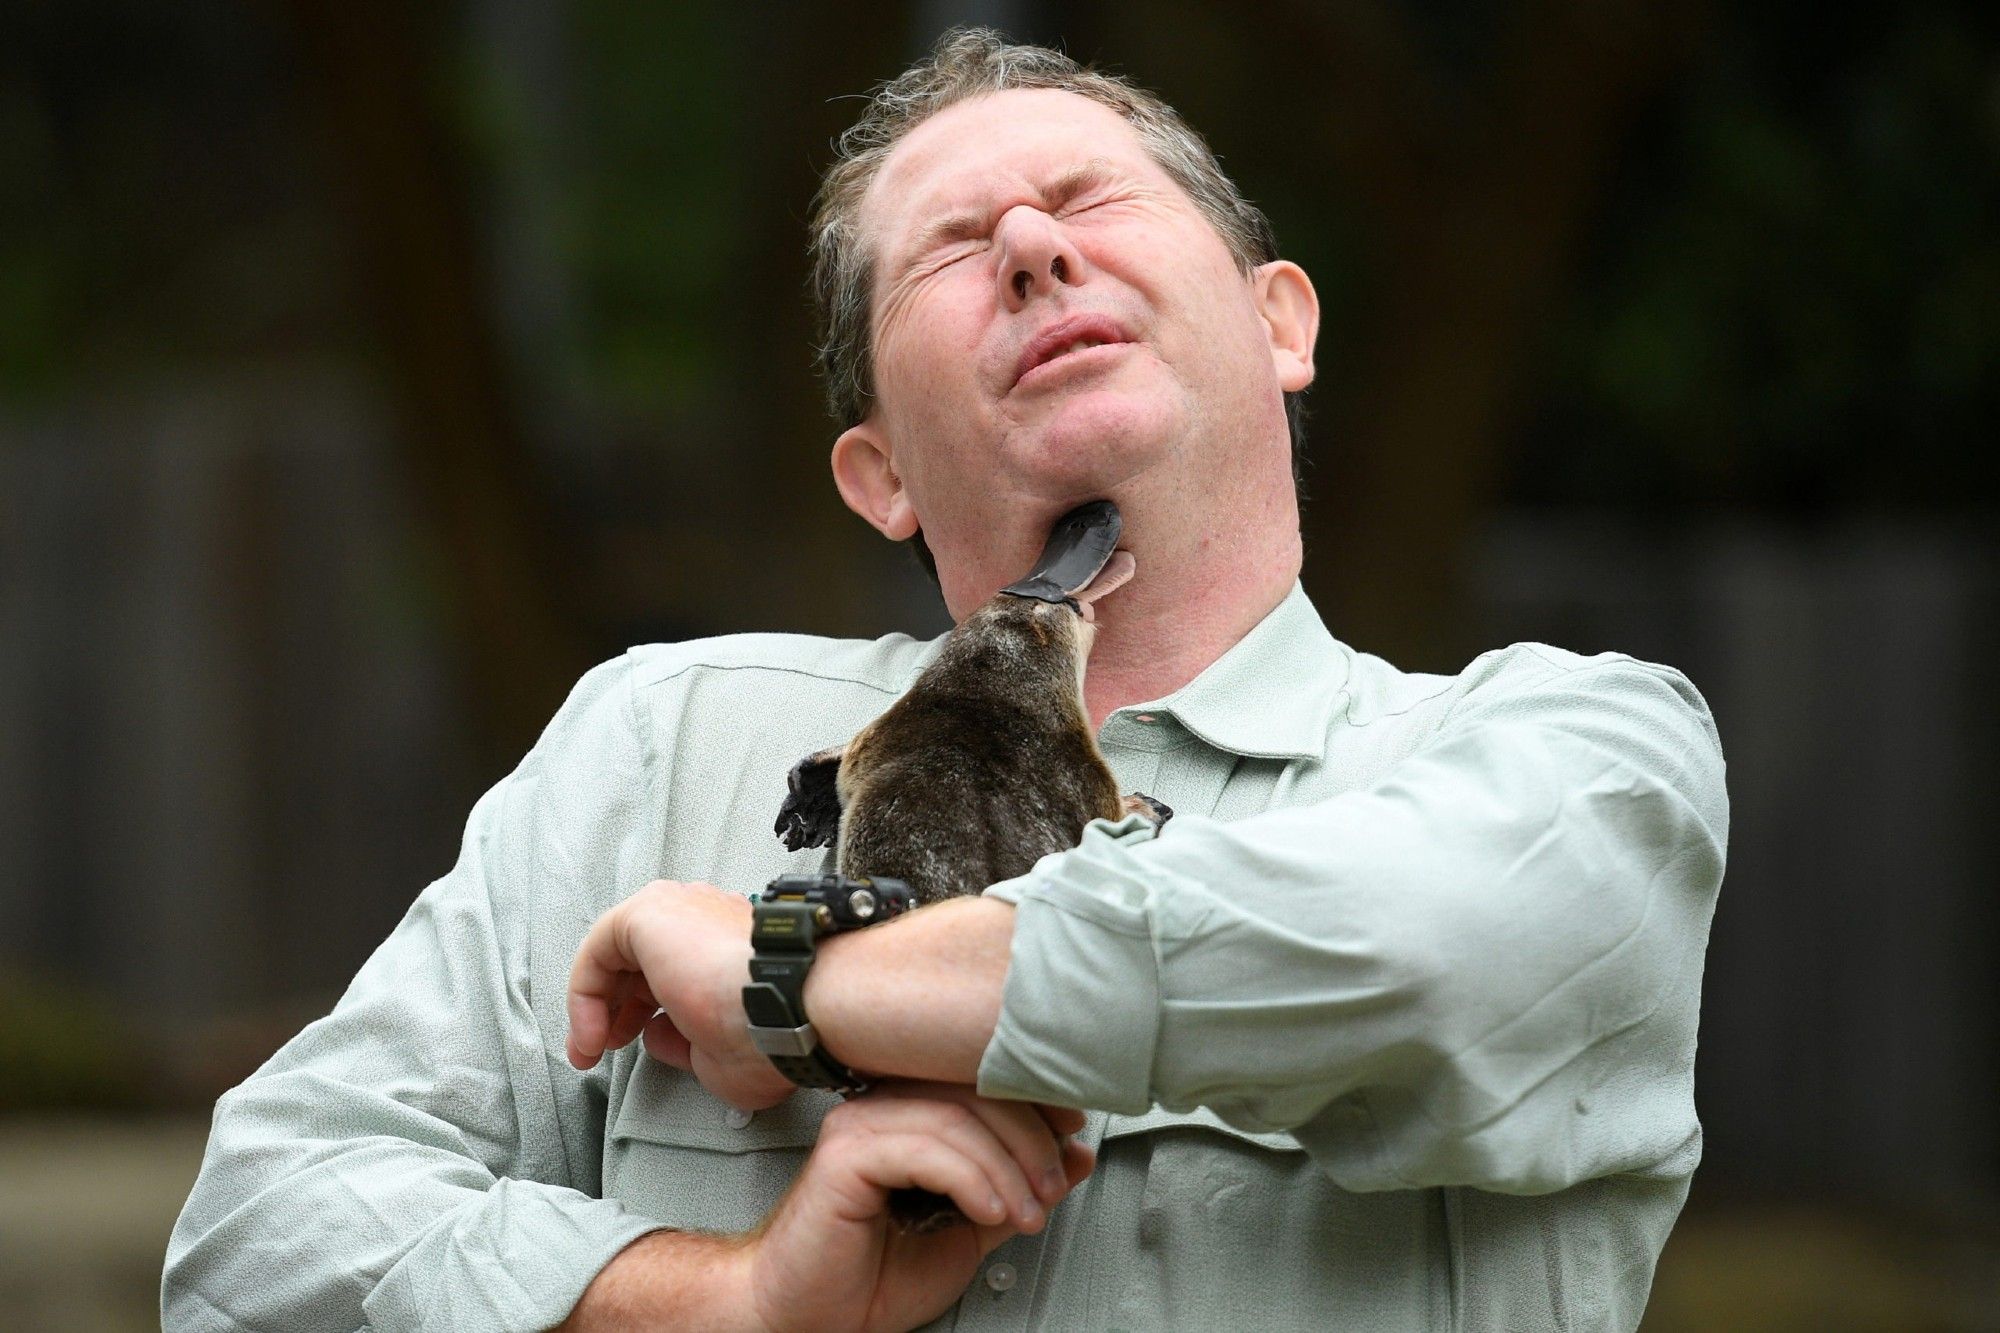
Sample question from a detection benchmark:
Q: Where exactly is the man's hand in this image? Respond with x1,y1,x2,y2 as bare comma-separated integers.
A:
566,879,796,1110
562,1082,1094,1332
744,1081,1094,1333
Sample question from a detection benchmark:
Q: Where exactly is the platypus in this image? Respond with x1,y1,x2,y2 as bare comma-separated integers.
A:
774,499,1171,901
771,500,1171,1231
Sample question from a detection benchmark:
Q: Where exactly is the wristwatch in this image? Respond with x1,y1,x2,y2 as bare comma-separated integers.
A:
743,872,913,1093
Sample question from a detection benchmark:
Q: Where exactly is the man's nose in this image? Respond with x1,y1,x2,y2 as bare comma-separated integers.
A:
995,206,1085,310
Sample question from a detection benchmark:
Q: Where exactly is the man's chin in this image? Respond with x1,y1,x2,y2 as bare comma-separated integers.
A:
1006,391,1178,490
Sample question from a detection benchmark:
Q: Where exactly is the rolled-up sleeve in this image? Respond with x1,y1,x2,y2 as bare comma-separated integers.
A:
163,660,666,1332
978,660,1727,1196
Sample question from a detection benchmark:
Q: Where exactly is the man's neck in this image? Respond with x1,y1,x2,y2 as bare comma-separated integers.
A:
1076,486,1301,731
935,473,1302,732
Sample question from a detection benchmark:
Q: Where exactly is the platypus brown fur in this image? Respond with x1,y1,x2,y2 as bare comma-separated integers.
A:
774,546,1169,905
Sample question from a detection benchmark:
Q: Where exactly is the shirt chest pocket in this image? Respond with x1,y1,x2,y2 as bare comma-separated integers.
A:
1093,1105,1441,1324
603,1060,840,1235
1099,1106,1310,1236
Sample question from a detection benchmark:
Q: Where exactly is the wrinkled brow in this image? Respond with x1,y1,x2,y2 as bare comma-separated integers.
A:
897,157,1122,273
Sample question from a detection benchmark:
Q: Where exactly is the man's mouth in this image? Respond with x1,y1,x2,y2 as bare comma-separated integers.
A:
1013,315,1134,390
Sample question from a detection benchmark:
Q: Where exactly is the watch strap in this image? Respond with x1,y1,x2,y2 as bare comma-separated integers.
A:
744,948,869,1093
743,878,909,1093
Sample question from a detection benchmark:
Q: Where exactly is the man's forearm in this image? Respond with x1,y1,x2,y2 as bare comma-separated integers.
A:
558,1229,758,1332
804,896,1015,1087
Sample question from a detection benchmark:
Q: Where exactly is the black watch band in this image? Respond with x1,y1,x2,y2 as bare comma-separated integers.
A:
743,873,912,1093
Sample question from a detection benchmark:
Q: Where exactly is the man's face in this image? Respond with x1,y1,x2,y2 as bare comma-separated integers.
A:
848,88,1301,571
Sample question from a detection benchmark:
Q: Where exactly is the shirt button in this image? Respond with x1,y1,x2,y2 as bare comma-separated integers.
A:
985,1262,1017,1293
724,1107,754,1129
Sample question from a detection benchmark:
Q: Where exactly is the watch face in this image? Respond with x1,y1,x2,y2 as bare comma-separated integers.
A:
835,876,912,926
760,874,913,930
752,904,820,950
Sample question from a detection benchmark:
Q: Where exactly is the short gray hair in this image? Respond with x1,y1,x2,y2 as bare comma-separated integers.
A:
807,27,1305,459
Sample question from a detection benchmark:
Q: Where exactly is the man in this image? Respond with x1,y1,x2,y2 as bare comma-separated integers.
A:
165,29,1726,1333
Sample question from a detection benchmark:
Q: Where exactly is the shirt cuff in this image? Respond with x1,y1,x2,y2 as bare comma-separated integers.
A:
977,813,1164,1114
364,1179,667,1333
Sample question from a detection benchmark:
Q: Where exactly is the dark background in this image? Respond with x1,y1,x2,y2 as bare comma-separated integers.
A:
3,1,1997,1327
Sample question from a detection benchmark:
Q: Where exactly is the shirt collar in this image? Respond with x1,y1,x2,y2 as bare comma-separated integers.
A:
903,580,1351,763
1126,581,1350,761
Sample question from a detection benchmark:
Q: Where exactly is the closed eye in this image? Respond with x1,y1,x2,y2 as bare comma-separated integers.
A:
931,241,988,272
1057,194,1116,218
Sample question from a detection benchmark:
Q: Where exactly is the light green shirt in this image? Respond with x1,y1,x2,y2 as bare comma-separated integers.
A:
164,582,1727,1331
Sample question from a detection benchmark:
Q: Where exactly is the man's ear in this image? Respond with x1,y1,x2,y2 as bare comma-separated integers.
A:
830,421,919,540
1253,260,1319,393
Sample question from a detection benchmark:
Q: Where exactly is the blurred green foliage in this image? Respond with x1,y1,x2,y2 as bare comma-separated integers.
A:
0,1,338,406
444,6,748,416
559,7,742,413
0,969,148,1112
1529,2,2000,510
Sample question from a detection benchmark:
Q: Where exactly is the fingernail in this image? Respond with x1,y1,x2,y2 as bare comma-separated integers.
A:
1020,1198,1044,1228
987,1194,1005,1221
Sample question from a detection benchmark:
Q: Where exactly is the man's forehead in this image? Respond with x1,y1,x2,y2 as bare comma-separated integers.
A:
859,88,1154,244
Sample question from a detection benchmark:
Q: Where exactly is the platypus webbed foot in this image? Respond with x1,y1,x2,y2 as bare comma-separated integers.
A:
1123,791,1173,829
774,746,845,851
